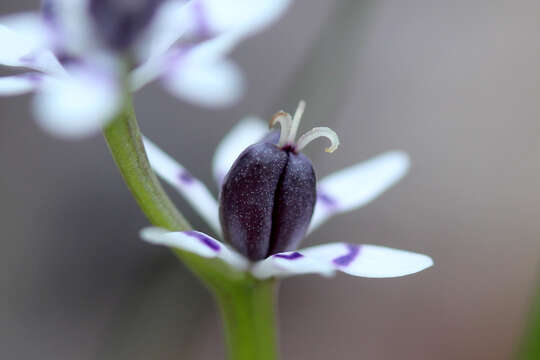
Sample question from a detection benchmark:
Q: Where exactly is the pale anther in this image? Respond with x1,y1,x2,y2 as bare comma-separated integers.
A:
296,127,340,153
269,111,292,147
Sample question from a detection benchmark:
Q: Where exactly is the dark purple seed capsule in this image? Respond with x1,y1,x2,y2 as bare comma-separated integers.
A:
219,142,288,260
219,101,339,261
268,151,316,255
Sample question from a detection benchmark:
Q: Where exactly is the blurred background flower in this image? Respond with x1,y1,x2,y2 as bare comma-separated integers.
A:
0,0,290,138
1,0,540,359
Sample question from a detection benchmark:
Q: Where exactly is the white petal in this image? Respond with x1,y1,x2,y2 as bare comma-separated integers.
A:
309,151,410,234
0,23,35,67
0,13,65,75
0,13,47,64
0,12,48,48
251,251,335,279
0,74,41,96
300,243,433,278
212,117,268,185
131,2,240,92
130,59,162,91
162,50,244,107
136,0,190,61
140,227,249,271
192,0,291,36
142,137,221,235
33,64,121,139
45,0,99,57
130,1,192,91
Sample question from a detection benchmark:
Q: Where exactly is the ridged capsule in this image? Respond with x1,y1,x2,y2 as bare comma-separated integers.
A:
219,101,340,261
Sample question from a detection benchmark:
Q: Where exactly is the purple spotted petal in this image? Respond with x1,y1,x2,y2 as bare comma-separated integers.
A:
140,227,248,271
184,230,220,252
300,243,433,278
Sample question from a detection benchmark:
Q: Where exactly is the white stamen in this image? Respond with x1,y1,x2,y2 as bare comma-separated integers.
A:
287,100,306,144
269,111,292,147
296,127,340,153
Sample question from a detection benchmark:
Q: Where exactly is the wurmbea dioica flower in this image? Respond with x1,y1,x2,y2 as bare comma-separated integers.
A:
140,102,433,279
0,0,290,138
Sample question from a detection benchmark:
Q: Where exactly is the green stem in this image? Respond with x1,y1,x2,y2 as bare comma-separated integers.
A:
518,276,540,359
103,99,191,231
218,280,279,360
102,99,279,360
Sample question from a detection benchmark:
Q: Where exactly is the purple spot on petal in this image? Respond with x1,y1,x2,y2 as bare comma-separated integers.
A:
19,53,37,64
333,245,361,267
318,191,338,208
192,0,211,38
185,231,220,252
274,252,303,260
15,72,43,85
163,45,193,75
178,170,195,185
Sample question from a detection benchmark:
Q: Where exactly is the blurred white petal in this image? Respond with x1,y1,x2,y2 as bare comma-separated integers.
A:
0,13,47,64
0,12,48,47
140,227,248,271
300,243,433,278
0,13,65,76
131,5,239,91
136,0,190,61
251,251,335,279
309,151,410,233
193,0,291,36
33,64,121,139
45,0,98,56
163,52,243,107
130,59,161,91
142,136,221,235
212,117,268,185
0,74,41,96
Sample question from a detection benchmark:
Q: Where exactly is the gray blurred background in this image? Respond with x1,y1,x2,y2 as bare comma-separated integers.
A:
2,1,540,359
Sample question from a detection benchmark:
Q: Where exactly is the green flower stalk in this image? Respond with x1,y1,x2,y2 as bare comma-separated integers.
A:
518,276,540,360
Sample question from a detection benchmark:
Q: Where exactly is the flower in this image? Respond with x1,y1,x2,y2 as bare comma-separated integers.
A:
0,0,291,138
140,103,433,280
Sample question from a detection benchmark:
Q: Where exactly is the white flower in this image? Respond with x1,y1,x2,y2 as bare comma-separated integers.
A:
139,117,433,280
0,0,291,138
